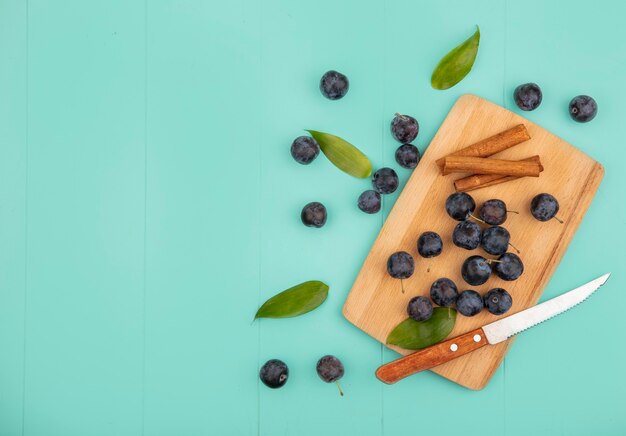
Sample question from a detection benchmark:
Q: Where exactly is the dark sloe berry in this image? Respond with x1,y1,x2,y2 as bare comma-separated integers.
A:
530,193,560,222
461,255,492,286
569,95,597,123
445,192,476,221
316,355,344,382
456,290,484,317
417,231,443,258
452,220,482,250
407,296,433,322
484,288,513,315
495,252,524,281
259,359,289,389
430,278,458,307
319,70,349,100
479,199,509,225
316,355,345,396
387,251,414,279
481,226,510,256
372,167,399,194
395,144,420,169
390,114,419,143
301,202,327,228
290,136,320,165
514,83,542,111
358,190,381,214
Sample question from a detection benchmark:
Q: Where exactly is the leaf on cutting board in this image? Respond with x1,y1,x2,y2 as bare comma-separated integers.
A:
386,308,457,350
306,130,372,178
254,280,329,319
431,26,480,90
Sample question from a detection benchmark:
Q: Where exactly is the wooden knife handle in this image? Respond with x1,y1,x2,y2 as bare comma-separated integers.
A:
376,328,488,384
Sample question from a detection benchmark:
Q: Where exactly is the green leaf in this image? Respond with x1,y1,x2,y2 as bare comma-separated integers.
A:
254,280,329,319
386,308,457,350
306,130,372,178
431,26,480,90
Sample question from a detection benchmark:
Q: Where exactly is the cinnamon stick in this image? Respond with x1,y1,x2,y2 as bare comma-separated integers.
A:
454,156,543,192
436,124,530,171
442,155,543,177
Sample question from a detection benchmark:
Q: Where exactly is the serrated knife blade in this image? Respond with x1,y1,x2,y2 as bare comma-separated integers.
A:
482,273,610,344
376,273,611,384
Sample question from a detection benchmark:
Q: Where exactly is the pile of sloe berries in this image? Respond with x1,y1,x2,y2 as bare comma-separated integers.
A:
391,190,562,322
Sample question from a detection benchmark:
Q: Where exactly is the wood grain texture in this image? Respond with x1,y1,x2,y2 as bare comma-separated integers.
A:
343,94,604,390
376,328,487,384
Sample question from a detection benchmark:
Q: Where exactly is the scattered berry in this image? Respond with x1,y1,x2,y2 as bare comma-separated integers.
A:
319,70,349,100
445,192,476,221
461,255,492,286
407,296,433,322
481,226,511,256
290,136,320,165
456,290,484,317
494,252,524,281
390,114,419,143
530,193,560,222
387,251,415,281
417,231,443,258
569,95,597,123
301,202,327,228
358,190,381,214
479,199,509,225
395,144,420,169
316,355,345,396
452,220,482,250
259,359,289,389
484,288,513,315
372,167,399,194
430,278,459,307
514,83,542,111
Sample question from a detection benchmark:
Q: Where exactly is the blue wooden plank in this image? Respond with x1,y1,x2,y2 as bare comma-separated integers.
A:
256,1,385,435
143,0,261,434
503,2,626,434
0,1,27,434
23,1,145,434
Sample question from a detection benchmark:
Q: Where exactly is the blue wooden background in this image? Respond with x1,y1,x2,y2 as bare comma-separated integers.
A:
0,0,624,435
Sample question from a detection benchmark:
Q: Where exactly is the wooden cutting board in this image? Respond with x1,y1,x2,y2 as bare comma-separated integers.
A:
342,94,604,390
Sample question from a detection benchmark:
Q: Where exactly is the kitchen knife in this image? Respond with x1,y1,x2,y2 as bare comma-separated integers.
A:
376,273,610,384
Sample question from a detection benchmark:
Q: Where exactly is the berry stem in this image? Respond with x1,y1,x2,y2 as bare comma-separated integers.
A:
335,380,344,396
394,112,409,121
508,241,521,253
469,214,487,225
401,279,405,294
507,210,520,214
487,259,503,264
553,215,564,224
